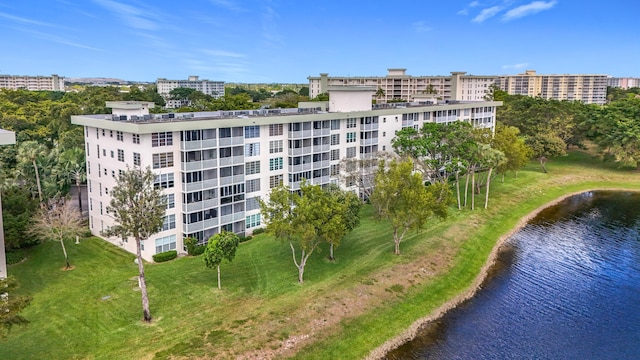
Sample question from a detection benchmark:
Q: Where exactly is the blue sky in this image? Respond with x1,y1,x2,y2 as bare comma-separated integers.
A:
0,0,638,83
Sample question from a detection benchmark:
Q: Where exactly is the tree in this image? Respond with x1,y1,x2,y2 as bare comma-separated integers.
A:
323,184,362,261
370,159,450,255
53,147,86,212
375,87,386,99
0,276,31,339
16,141,48,201
30,197,85,269
261,181,358,283
103,167,166,322
203,231,240,289
2,186,39,250
492,124,532,181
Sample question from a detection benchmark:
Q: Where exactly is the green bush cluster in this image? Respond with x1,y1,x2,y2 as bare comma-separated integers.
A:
5,251,25,265
251,228,265,235
238,235,253,243
183,237,206,256
152,250,177,263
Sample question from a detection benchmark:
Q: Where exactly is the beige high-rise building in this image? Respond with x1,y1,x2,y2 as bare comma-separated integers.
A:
495,70,607,104
607,77,640,89
310,69,609,105
0,74,65,91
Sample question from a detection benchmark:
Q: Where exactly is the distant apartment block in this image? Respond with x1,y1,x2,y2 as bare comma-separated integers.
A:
157,76,225,108
309,69,496,103
310,69,608,105
494,70,607,105
0,74,65,91
607,77,640,89
72,91,501,261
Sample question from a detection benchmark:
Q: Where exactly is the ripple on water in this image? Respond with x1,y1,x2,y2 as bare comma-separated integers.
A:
386,191,640,360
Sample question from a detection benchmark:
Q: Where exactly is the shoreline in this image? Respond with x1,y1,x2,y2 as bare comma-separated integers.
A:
365,188,636,359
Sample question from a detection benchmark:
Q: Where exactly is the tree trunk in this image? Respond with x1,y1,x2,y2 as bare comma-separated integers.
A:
539,157,548,173
464,172,470,207
290,242,307,284
484,167,493,209
329,242,335,261
136,238,152,322
217,265,221,290
76,178,83,213
33,160,42,202
60,237,70,269
471,169,475,210
455,172,461,210
501,173,505,183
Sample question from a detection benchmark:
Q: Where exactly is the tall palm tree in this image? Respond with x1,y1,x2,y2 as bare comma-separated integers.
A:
375,87,385,99
16,141,48,202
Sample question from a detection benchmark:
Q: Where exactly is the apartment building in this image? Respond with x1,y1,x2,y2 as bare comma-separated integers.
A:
495,70,608,104
310,69,608,105
157,76,225,108
0,129,16,279
0,74,65,91
607,77,640,89
71,89,501,261
309,69,496,102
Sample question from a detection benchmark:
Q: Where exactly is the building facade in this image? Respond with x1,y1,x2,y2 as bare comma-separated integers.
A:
308,69,496,103
0,74,65,91
310,69,608,105
72,91,501,261
607,77,640,89
157,76,225,108
494,70,607,105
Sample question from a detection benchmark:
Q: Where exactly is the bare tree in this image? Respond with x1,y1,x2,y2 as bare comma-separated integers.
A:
30,197,85,269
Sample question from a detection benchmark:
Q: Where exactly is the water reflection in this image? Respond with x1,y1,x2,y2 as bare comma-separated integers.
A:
387,191,640,360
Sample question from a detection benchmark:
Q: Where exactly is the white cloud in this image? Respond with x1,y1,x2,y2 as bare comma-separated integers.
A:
502,62,529,70
201,49,246,58
93,0,157,31
412,21,432,33
0,11,59,27
470,1,481,7
502,1,557,21
20,28,103,51
458,1,482,15
472,6,503,23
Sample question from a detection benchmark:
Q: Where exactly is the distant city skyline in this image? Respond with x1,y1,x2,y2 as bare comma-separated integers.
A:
0,1,638,83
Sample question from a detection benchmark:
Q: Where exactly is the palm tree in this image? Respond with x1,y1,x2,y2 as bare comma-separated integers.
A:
53,147,86,212
375,87,386,99
16,141,48,202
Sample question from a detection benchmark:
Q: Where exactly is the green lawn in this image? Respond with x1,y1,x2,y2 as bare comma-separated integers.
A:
3,150,640,359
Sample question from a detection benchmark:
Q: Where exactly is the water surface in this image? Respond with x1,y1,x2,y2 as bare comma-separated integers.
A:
387,191,640,359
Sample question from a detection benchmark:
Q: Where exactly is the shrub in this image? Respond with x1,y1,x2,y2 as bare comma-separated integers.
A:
152,250,177,263
5,251,25,265
239,235,253,243
183,237,205,256
251,228,265,235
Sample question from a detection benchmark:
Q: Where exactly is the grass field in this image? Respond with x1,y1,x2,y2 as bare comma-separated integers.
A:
3,150,640,359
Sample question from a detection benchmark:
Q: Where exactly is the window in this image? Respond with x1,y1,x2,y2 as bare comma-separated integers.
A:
88,180,92,193
110,130,113,138
165,194,175,209
346,147,356,158
133,152,141,166
117,149,124,162
86,143,90,157
245,125,260,138
245,143,260,157
383,132,386,137
331,120,340,130
245,161,261,175
102,129,105,137
219,128,231,138
154,173,175,189
152,132,173,147
346,132,356,143
98,164,101,177
246,214,261,228
161,214,176,231
103,149,107,157
269,174,283,188
183,171,202,183
183,130,202,141
152,152,174,169
246,196,260,211
269,140,283,154
116,131,124,141
97,145,100,158
103,168,107,176
155,235,176,254
96,128,99,139
111,170,115,178
331,164,340,176
347,118,357,128
88,161,91,175
269,157,283,171
331,134,340,145
331,149,340,161
246,178,261,193
132,134,140,144
269,124,283,136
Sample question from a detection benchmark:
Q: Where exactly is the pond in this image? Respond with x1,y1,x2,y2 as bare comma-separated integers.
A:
386,191,640,359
